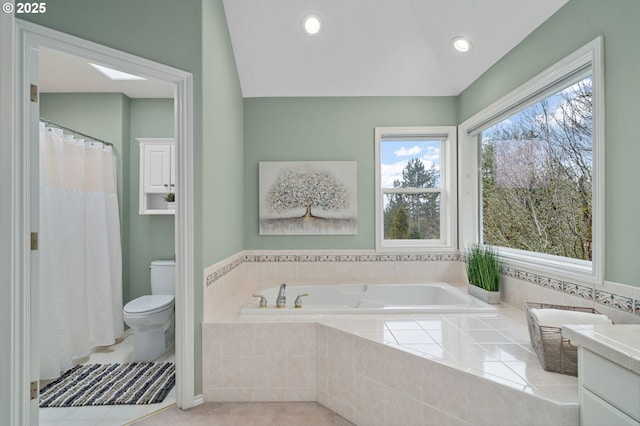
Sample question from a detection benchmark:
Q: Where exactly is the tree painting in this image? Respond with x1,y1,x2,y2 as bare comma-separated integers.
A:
259,161,357,235
266,167,350,219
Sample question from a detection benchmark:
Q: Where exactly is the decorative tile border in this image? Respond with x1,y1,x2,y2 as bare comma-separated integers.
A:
563,282,594,301
501,266,519,279
518,270,538,285
204,250,640,317
538,276,563,292
205,257,243,287
205,251,461,287
240,253,461,264
595,289,634,314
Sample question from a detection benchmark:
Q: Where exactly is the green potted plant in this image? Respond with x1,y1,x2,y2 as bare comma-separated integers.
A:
465,244,502,304
163,192,175,209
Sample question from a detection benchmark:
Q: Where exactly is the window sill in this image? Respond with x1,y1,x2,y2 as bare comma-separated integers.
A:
497,247,599,285
376,244,458,254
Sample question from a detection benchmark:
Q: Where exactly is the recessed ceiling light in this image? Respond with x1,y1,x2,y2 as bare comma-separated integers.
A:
452,37,472,53
89,63,146,80
304,15,321,35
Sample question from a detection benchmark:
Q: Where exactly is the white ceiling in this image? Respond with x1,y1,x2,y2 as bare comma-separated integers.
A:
39,47,174,98
224,0,569,97
39,0,569,98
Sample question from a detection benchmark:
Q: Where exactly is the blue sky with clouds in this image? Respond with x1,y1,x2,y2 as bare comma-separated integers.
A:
380,140,441,188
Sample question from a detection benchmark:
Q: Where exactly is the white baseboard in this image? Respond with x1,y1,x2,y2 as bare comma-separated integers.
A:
193,394,204,407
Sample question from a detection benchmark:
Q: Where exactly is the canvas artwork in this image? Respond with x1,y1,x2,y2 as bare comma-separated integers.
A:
259,161,358,235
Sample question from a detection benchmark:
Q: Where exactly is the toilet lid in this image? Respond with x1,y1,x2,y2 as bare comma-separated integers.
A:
124,295,174,314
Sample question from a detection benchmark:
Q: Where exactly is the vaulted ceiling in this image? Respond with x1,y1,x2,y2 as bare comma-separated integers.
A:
39,0,569,98
223,0,570,97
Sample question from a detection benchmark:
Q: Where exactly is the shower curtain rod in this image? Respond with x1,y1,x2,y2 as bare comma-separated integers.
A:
40,118,114,147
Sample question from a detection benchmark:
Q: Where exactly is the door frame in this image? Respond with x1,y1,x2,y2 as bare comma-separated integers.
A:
13,19,196,423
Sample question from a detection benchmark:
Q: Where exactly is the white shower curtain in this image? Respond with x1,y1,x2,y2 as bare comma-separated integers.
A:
39,124,124,380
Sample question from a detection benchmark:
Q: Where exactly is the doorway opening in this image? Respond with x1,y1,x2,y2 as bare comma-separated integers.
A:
15,19,195,425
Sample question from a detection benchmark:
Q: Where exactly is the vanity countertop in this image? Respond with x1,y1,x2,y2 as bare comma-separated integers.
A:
562,324,640,374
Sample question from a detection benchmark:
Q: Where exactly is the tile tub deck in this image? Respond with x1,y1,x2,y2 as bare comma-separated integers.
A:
202,304,579,425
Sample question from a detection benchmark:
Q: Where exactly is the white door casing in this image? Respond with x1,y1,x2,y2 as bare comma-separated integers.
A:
13,19,197,425
28,46,40,426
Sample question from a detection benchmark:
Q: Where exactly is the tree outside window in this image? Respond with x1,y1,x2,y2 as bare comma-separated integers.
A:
383,158,441,240
481,75,593,261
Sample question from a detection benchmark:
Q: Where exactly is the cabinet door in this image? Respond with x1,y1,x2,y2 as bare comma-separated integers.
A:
144,144,171,193
582,389,640,426
582,349,640,421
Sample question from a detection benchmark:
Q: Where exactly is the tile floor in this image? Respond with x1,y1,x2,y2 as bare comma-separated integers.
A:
131,401,354,425
39,332,176,426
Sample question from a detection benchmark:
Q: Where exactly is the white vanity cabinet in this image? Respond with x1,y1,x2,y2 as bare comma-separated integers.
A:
563,324,640,426
580,347,640,426
138,138,176,214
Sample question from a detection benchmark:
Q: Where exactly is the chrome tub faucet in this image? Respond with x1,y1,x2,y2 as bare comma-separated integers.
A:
276,283,287,308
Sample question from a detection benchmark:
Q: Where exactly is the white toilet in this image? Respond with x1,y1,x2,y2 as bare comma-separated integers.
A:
123,260,175,362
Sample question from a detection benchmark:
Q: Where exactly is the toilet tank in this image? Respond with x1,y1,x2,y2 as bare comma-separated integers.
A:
150,260,175,295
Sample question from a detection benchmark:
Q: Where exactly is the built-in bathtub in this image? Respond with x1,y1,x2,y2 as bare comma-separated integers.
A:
241,282,496,314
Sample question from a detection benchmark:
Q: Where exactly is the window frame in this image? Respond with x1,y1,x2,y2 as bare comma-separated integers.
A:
375,126,458,252
458,37,605,284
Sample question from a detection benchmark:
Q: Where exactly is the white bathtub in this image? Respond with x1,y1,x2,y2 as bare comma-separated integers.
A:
241,282,496,314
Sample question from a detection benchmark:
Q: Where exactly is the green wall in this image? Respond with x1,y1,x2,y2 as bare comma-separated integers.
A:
201,0,245,263
458,0,640,287
128,99,175,301
40,94,176,305
243,97,457,249
198,0,245,394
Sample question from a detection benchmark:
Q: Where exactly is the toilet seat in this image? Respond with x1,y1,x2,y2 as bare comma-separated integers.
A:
124,295,174,316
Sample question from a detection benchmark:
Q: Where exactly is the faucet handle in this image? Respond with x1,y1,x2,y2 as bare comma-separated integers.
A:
252,293,268,308
294,293,309,308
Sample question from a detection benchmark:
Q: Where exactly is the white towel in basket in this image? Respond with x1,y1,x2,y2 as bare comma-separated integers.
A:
530,308,612,327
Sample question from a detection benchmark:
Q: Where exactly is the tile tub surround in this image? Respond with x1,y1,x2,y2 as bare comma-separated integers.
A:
203,250,466,321
202,310,579,426
500,273,640,325
202,321,317,403
203,250,640,324
202,252,638,424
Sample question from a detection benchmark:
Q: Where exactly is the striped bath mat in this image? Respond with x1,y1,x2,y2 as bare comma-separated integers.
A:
39,362,175,407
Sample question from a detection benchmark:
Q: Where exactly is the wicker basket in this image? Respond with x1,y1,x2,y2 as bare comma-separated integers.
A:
525,302,603,376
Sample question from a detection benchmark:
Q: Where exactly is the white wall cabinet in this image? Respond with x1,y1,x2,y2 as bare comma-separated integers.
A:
138,138,176,215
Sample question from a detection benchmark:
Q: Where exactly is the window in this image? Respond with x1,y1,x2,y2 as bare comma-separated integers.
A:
481,75,593,260
459,37,604,283
375,126,457,252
